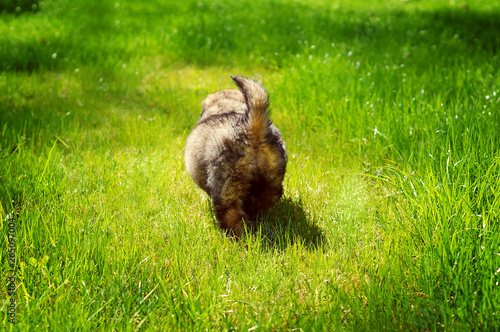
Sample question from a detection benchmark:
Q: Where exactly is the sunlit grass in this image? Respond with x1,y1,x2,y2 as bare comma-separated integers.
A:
1,0,499,330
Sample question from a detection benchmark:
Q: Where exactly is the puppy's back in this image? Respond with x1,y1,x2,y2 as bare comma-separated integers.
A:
184,88,247,192
199,89,246,121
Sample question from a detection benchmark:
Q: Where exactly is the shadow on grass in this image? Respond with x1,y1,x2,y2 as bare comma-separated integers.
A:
254,196,326,251
0,0,39,14
2,1,500,72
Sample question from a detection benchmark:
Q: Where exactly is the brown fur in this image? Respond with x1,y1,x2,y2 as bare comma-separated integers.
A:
184,75,287,238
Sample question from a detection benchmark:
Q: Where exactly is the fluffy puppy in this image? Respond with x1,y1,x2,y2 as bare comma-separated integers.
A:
185,75,287,238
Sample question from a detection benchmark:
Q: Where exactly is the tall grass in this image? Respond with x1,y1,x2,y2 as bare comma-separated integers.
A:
1,0,499,330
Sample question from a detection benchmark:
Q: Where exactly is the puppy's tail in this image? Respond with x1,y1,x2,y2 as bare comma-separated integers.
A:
230,75,270,143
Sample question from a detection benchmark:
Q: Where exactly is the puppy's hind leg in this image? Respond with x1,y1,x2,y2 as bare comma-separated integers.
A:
209,161,255,239
214,204,250,239
255,184,283,213
212,186,253,239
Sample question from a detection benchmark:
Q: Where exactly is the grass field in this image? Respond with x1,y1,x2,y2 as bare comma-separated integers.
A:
1,0,500,330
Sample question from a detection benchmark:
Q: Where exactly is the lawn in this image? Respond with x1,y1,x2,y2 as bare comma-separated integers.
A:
1,0,499,330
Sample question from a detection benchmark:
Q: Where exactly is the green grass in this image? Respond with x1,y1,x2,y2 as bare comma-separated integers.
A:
1,0,499,330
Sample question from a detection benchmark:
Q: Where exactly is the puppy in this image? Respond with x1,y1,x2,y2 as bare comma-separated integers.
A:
185,75,287,238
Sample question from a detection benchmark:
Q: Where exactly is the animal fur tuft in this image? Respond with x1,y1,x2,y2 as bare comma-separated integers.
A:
230,75,271,145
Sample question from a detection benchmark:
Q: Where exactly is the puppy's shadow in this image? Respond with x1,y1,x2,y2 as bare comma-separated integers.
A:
255,196,325,250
